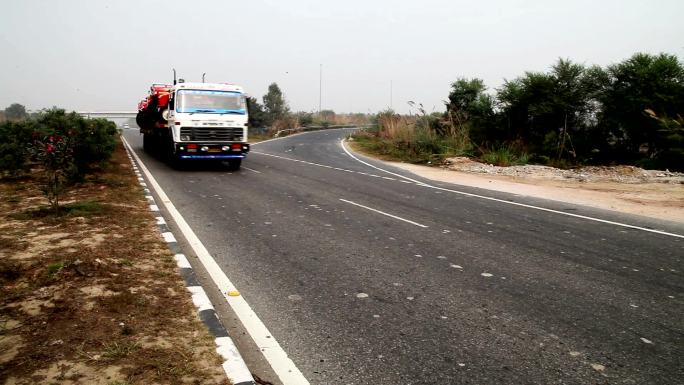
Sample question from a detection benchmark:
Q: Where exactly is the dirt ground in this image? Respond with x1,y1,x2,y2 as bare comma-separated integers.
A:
387,157,684,223
0,139,229,384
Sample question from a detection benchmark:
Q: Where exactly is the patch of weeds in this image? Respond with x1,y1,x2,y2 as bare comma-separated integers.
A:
102,341,140,360
480,144,529,166
109,381,131,385
64,201,105,216
120,259,133,267
47,262,64,277
10,200,106,221
156,271,172,279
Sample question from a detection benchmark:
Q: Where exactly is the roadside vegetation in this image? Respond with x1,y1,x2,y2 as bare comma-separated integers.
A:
352,52,684,171
0,107,228,383
246,83,371,140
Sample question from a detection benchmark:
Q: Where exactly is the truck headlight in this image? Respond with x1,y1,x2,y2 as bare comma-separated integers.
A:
180,135,190,141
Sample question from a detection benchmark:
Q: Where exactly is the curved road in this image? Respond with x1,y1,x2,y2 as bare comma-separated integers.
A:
123,129,683,385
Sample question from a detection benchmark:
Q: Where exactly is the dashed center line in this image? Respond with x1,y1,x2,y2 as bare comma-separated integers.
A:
339,199,428,228
251,151,414,187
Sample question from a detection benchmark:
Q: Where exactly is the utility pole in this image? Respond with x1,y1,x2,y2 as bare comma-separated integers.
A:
319,64,322,116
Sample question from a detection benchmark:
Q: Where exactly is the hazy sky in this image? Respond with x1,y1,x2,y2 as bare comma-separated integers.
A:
1,0,683,114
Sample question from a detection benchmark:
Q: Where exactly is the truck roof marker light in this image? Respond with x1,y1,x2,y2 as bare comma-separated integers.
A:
175,122,181,125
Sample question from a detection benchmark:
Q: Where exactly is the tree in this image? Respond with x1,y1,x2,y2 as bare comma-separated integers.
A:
598,53,684,163
246,97,267,128
4,103,28,121
445,78,495,142
262,83,290,126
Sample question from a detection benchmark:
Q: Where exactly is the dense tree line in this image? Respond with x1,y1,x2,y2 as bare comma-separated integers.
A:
447,53,684,170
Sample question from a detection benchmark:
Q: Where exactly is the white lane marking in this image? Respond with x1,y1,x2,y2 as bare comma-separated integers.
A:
122,136,309,385
340,139,684,239
187,286,214,312
174,253,192,269
162,231,177,243
216,336,255,384
251,151,416,188
156,216,166,225
242,166,262,174
481,273,493,277
339,199,428,228
150,204,159,212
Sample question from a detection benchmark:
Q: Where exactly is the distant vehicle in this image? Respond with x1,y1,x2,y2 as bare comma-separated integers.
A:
123,123,130,129
136,78,249,170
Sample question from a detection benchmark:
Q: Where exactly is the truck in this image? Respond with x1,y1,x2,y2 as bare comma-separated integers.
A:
136,78,250,170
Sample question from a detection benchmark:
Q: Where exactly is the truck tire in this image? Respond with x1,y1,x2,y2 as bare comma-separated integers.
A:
227,159,241,171
142,133,152,153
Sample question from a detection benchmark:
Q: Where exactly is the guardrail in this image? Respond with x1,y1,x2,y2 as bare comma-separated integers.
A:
77,111,138,118
274,124,372,137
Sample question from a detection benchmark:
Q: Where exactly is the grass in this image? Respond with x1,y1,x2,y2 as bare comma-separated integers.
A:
102,341,140,360
351,126,472,164
480,144,530,166
46,262,64,277
10,200,107,221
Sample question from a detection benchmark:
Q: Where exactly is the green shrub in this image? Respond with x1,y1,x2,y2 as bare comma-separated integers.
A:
0,120,33,176
480,144,529,166
30,109,118,181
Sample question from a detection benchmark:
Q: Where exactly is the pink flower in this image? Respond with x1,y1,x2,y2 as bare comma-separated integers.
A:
46,144,55,153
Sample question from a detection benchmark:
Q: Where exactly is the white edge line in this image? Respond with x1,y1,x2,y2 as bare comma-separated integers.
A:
340,138,683,239
242,166,262,174
122,136,310,385
340,199,428,228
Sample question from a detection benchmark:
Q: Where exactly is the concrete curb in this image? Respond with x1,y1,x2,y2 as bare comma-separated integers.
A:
122,137,256,385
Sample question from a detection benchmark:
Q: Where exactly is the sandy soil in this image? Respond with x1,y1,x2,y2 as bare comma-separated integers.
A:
385,161,684,223
0,141,229,385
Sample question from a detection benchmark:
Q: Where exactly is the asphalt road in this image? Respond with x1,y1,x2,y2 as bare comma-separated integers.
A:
123,129,683,385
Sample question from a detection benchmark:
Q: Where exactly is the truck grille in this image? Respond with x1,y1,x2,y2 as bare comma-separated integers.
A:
180,127,243,141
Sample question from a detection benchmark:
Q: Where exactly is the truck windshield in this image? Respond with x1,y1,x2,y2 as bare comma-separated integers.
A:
176,90,246,114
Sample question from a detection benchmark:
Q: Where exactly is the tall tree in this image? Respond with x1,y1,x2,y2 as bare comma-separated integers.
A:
599,53,684,162
4,103,28,121
246,97,267,128
446,78,495,142
262,83,290,126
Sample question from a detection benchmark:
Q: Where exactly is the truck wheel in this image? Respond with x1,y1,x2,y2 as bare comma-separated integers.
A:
143,133,152,153
227,159,241,171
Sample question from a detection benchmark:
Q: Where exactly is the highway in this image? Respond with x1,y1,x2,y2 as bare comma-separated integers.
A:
123,128,683,385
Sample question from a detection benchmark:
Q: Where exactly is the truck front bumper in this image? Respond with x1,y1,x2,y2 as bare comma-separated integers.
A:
175,143,250,160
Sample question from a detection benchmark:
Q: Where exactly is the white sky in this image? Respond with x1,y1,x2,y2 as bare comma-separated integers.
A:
1,0,682,114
